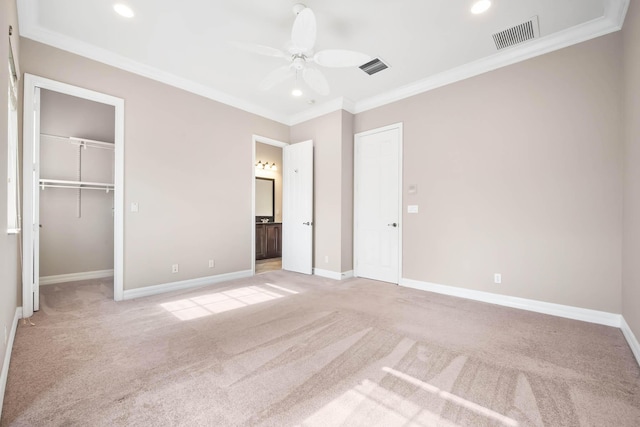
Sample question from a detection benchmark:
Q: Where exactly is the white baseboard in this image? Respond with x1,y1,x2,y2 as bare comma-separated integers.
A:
621,317,640,367
123,270,253,300
314,268,354,281
341,270,354,279
40,269,114,285
400,278,621,328
0,307,22,418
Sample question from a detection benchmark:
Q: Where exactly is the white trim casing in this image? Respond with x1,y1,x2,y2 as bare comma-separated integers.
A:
313,269,354,280
39,270,114,286
621,317,640,367
0,307,22,417
123,270,253,300
400,278,621,327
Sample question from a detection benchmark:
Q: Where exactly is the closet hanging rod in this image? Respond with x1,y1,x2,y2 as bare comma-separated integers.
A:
40,133,115,150
39,178,114,191
39,184,113,193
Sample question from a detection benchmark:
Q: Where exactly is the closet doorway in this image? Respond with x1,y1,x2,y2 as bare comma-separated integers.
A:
22,75,125,317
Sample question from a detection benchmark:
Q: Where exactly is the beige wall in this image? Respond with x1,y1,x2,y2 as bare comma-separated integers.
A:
39,90,115,277
255,142,282,222
290,110,353,274
20,39,289,290
340,110,354,272
354,33,624,313
0,0,20,404
9,9,637,328
40,90,115,142
623,2,640,339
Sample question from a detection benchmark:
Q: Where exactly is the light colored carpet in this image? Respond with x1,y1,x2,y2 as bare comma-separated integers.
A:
2,271,639,426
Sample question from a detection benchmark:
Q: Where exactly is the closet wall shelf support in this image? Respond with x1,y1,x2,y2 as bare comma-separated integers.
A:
40,133,115,150
39,179,114,193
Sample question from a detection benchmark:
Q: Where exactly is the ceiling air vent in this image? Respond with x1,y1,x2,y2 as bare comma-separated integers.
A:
492,16,540,50
360,58,389,76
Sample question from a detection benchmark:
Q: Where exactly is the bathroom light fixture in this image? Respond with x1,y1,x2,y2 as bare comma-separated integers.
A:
471,0,491,14
255,161,277,171
114,3,135,18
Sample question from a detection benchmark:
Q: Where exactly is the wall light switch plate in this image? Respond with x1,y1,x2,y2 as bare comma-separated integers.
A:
131,202,139,213
407,205,419,214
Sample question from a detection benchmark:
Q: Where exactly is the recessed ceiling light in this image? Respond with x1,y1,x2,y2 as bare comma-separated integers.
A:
291,88,303,97
113,4,135,18
471,0,491,14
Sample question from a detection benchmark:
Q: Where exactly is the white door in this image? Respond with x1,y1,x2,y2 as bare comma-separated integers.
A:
282,140,313,274
23,87,41,314
354,124,402,283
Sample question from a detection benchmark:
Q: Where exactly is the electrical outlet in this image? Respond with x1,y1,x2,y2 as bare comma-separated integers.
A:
324,255,329,263
172,264,179,273
494,273,502,284
208,259,215,268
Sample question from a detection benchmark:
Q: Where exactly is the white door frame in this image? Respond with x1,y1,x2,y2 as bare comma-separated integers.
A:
251,135,288,274
22,74,125,317
353,122,403,283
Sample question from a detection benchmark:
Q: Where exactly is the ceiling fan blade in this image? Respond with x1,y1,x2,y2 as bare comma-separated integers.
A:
259,65,294,90
291,8,316,52
231,41,287,59
313,49,372,68
303,67,330,96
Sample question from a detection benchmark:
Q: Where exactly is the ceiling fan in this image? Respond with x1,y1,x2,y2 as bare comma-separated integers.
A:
234,3,371,97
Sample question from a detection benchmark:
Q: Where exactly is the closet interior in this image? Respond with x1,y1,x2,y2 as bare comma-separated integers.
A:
39,89,116,295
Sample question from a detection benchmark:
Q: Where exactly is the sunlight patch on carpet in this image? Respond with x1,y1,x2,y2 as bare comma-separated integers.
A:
382,367,519,426
303,368,519,427
160,284,298,321
302,379,459,426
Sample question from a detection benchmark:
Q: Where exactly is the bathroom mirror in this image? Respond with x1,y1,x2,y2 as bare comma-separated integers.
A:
255,177,275,222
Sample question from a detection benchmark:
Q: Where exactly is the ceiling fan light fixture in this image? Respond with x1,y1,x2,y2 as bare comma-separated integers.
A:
113,3,135,18
471,0,491,14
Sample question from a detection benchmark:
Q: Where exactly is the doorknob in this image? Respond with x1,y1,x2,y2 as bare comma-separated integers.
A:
387,223,398,227
303,221,313,226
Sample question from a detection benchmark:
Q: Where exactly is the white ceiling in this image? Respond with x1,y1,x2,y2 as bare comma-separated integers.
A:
17,0,628,124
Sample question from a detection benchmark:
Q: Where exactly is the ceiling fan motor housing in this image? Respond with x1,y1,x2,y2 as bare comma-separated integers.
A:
292,56,306,70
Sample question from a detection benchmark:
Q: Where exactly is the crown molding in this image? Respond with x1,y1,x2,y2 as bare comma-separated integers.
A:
17,0,629,126
287,97,356,126
604,0,630,27
352,0,629,114
17,1,290,125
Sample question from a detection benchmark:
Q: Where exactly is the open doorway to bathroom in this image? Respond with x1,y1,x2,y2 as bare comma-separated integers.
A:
253,138,285,274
